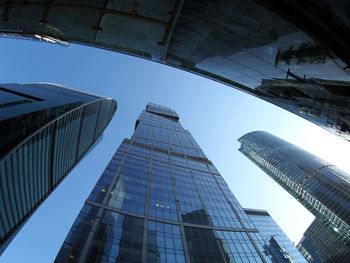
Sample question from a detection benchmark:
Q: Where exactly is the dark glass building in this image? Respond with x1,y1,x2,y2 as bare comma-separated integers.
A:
238,131,350,259
256,78,350,141
1,1,350,140
297,218,350,263
244,208,307,263
0,83,117,254
54,103,291,263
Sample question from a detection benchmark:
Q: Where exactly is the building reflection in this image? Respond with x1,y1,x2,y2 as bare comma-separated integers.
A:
56,207,145,262
244,208,307,263
257,76,350,141
146,227,161,263
181,208,210,226
184,226,229,263
1,1,350,140
267,236,293,263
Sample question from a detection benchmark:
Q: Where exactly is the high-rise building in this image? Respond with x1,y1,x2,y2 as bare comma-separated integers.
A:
1,1,349,140
238,131,350,258
244,208,307,263
297,218,350,263
55,103,294,263
0,83,117,254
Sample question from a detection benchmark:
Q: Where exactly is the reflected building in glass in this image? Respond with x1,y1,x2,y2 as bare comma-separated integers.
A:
0,83,117,255
244,209,307,263
256,77,350,141
1,0,350,140
297,218,350,263
238,131,350,261
55,103,290,263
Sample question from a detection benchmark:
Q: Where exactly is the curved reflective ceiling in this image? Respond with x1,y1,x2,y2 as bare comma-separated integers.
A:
1,0,350,140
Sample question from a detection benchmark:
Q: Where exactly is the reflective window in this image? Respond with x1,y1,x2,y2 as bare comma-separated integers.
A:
57,207,144,263
193,170,241,228
149,161,177,221
172,166,210,225
184,227,226,263
246,211,306,262
147,221,185,263
216,230,263,263
107,154,148,215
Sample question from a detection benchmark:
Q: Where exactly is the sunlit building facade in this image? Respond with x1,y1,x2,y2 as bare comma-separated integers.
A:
0,83,117,254
244,208,307,263
55,103,290,263
0,1,349,140
297,218,350,263
238,131,350,258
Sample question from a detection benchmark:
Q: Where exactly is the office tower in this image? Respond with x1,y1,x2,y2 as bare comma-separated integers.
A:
297,218,350,263
1,1,349,140
244,208,307,263
0,83,117,254
238,132,350,255
55,103,288,263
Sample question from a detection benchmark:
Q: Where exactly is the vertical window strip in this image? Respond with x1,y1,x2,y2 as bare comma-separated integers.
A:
5,157,19,226
0,162,11,234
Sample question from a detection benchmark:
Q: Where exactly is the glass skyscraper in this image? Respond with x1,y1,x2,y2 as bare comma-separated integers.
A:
54,103,292,263
297,218,350,263
1,0,349,141
244,208,307,263
238,131,350,260
0,83,117,254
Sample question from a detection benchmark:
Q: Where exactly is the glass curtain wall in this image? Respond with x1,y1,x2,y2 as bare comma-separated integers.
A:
56,103,277,263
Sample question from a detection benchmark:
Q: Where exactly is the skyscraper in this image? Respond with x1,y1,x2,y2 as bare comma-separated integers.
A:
1,1,349,140
238,131,350,257
244,208,307,263
0,83,117,254
297,218,350,263
55,103,289,263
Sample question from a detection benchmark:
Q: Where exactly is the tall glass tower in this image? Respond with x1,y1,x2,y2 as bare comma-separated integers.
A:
297,218,350,263
0,83,117,254
244,208,306,263
238,131,350,259
55,103,281,263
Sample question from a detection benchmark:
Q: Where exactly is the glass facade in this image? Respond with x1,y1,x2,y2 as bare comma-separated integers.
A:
1,1,350,140
256,78,350,141
55,103,285,263
238,131,350,257
297,218,350,263
0,83,117,255
244,209,307,263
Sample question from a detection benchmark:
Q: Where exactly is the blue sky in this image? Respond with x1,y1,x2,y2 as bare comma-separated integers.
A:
1,38,350,262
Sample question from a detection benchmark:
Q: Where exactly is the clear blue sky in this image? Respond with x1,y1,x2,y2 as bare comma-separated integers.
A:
1,38,350,262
